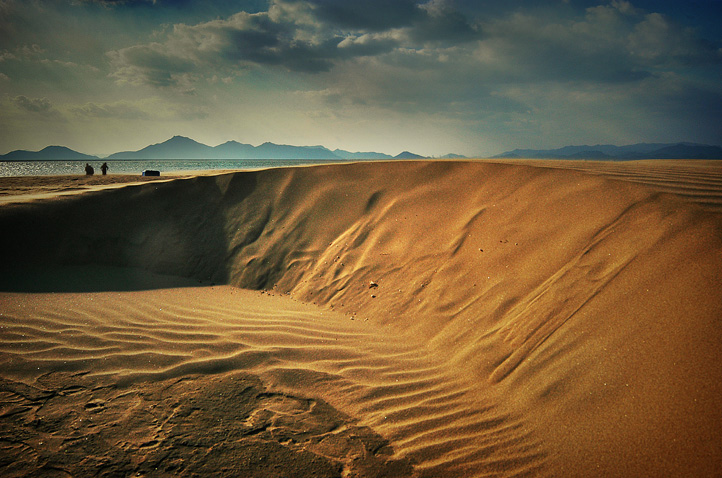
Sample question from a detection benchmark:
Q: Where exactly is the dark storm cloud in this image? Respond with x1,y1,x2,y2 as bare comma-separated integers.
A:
76,0,151,5
108,6,345,81
308,0,421,31
108,1,398,83
224,32,338,72
75,0,260,9
107,0,484,85
58,0,722,149
0,1,30,47
217,19,401,73
308,0,480,44
70,0,266,30
217,12,341,72
477,3,721,85
411,0,479,44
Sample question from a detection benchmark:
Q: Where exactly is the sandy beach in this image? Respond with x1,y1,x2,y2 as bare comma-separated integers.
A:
1,159,721,477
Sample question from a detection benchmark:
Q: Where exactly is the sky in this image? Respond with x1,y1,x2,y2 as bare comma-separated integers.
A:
1,0,721,157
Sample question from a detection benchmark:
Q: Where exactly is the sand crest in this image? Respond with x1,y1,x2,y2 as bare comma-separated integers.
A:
1,160,721,477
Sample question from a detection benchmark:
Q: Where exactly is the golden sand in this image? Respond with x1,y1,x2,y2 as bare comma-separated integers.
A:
1,160,721,477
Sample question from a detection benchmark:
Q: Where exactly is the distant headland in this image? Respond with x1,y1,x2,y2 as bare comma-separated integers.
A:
2,136,721,161
0,136,433,161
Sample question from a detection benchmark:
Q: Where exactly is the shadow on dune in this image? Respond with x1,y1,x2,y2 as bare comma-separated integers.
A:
0,264,203,292
0,172,257,293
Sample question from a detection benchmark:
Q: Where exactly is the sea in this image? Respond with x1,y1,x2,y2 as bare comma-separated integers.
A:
0,159,358,177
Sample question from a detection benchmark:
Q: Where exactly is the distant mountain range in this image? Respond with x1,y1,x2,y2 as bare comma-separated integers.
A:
0,136,431,161
3,137,721,161
494,142,722,160
106,136,352,160
0,146,99,161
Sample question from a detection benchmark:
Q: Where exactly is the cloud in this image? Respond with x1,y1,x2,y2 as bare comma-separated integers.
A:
472,2,720,86
0,45,44,62
106,0,483,86
9,95,66,122
628,72,722,142
70,98,209,121
108,42,198,89
610,0,640,16
13,95,54,113
412,0,480,44
73,0,243,7
73,0,152,5
216,10,341,72
18,0,718,153
70,100,151,119
336,31,401,57
108,0,719,96
108,3,339,83
287,0,721,142
104,0,720,131
72,0,216,7
308,0,421,31
628,12,718,66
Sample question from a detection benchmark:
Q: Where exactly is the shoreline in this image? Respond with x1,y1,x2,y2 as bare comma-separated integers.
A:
4,157,722,202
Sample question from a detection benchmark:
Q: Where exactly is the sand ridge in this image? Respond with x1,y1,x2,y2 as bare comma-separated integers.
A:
1,159,721,477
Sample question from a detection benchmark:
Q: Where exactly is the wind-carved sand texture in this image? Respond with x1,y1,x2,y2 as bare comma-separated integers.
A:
0,160,721,477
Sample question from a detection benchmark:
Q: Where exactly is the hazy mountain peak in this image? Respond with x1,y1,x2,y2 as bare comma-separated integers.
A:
165,135,203,145
394,151,425,159
0,145,98,160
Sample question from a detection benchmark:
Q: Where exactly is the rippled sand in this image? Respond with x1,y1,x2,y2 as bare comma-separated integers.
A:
1,160,721,477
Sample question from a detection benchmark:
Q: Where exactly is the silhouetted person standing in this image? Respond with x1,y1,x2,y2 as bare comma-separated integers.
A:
85,163,94,176
101,162,108,175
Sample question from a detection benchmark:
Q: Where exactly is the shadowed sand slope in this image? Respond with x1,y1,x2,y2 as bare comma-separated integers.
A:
1,160,721,477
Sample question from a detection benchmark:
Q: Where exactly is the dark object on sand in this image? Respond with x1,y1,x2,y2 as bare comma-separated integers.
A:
142,170,160,177
85,163,94,176
101,162,109,175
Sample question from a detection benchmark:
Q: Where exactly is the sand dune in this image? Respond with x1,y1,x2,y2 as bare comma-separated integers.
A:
494,159,722,212
1,160,721,477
